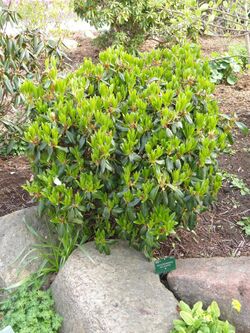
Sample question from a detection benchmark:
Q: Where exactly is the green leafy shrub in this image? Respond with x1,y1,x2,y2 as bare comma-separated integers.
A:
0,280,62,333
0,6,64,116
171,301,235,333
0,6,65,155
22,44,231,258
74,0,206,50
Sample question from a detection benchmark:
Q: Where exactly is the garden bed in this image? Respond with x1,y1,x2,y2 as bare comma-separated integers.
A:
0,37,249,258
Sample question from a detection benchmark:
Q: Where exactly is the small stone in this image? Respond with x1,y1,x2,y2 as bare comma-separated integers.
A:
52,241,178,333
167,257,250,333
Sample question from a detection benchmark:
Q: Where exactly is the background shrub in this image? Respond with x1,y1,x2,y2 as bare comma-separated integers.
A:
22,44,231,258
0,6,64,155
74,0,205,50
10,0,75,38
0,7,64,116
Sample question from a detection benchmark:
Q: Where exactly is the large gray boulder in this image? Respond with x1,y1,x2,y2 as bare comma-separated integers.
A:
0,207,47,292
52,241,178,333
167,257,250,333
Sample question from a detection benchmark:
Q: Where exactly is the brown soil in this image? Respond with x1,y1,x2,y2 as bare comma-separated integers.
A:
0,36,249,258
199,35,245,57
0,157,33,217
66,36,99,68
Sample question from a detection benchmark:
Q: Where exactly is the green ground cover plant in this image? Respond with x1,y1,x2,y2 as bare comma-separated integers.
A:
22,44,233,259
209,55,243,85
0,279,62,333
222,172,250,195
171,301,235,333
237,216,250,236
209,45,249,85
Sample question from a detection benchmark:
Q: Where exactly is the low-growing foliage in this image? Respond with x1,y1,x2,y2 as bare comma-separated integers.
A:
0,279,62,333
24,217,87,274
222,172,250,196
208,43,249,86
237,216,250,236
171,300,235,333
209,55,242,85
22,44,233,259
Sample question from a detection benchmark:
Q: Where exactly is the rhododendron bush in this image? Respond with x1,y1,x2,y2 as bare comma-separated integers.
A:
22,44,233,258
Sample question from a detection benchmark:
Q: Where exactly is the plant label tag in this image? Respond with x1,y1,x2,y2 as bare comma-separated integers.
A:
154,257,176,275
